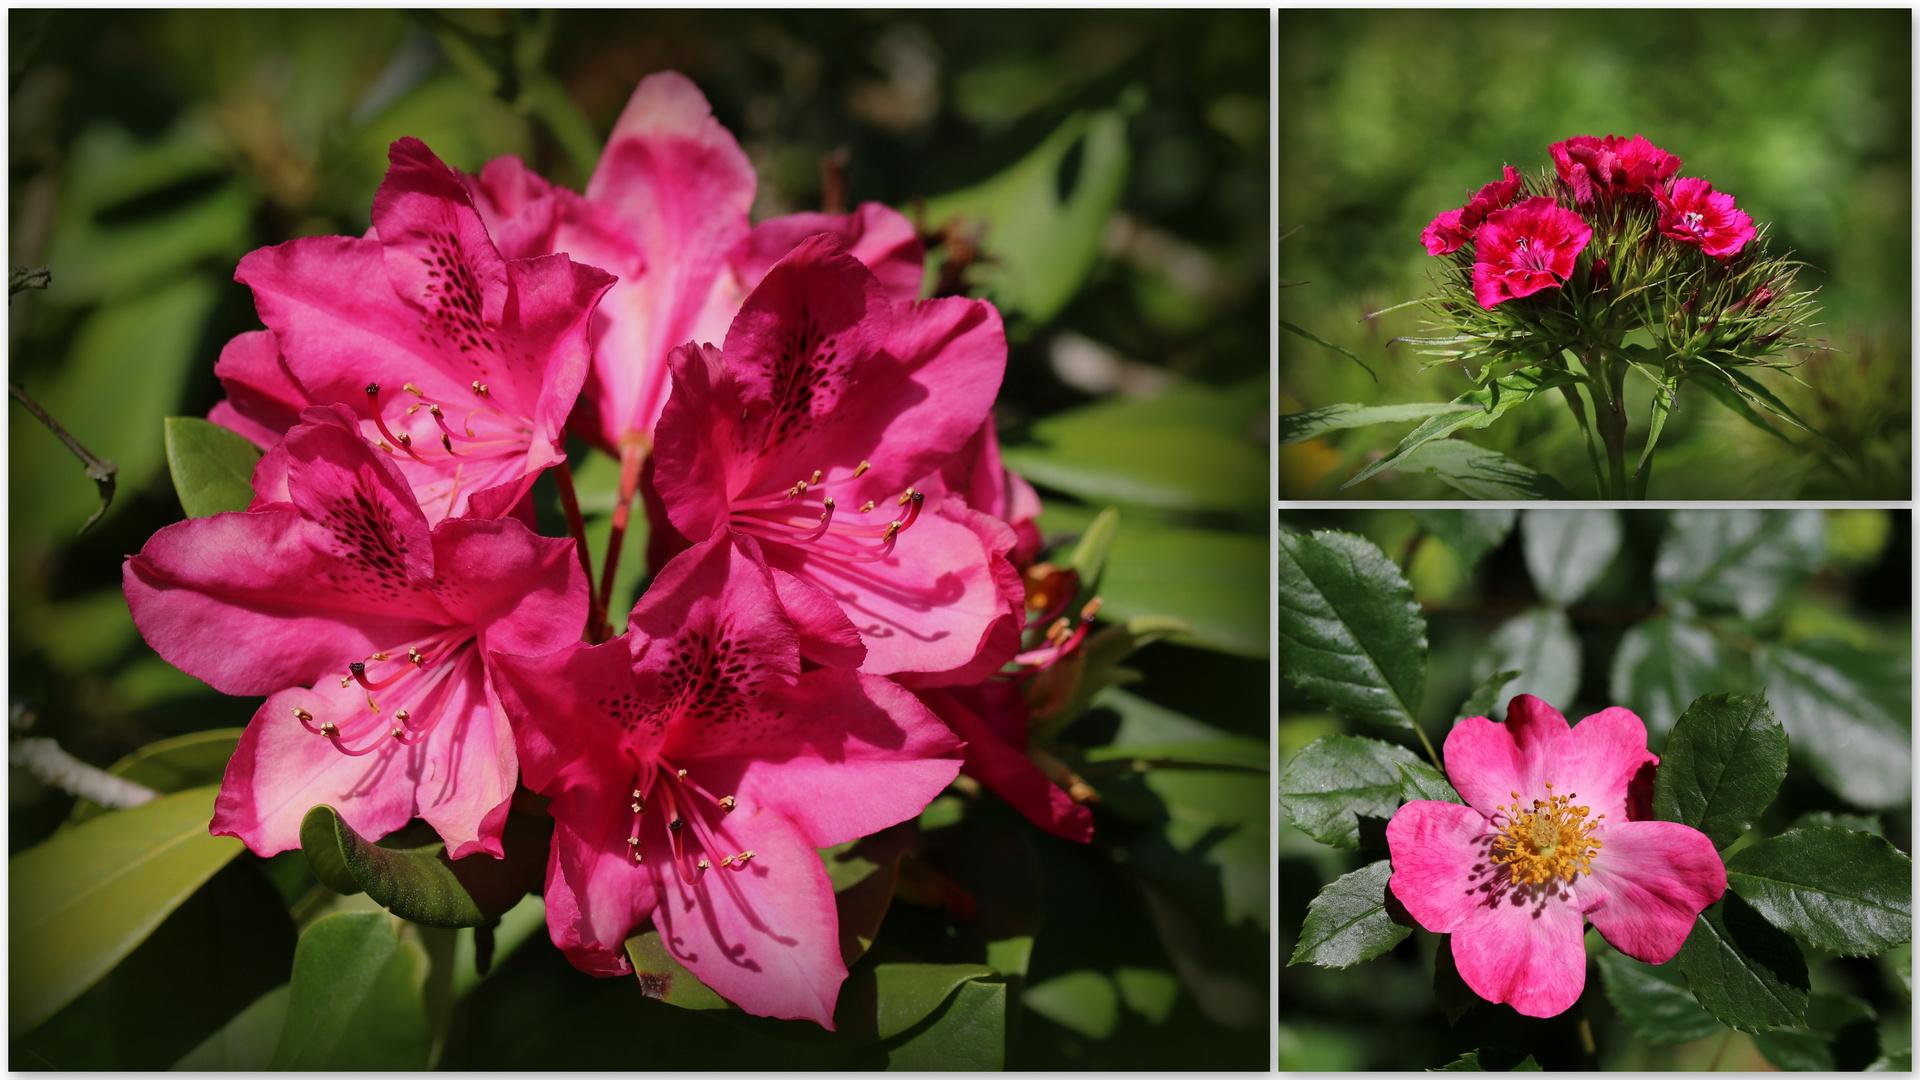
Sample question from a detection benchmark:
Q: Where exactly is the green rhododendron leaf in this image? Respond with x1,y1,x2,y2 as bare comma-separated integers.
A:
171,984,289,1071
1675,894,1810,1033
69,728,243,826
298,805,547,928
1651,692,1788,849
270,911,428,1069
1725,825,1912,956
873,963,999,1040
1276,530,1427,730
1520,508,1621,605
1595,946,1723,1046
9,785,244,1038
885,976,1006,1070
1024,970,1119,1039
163,416,261,518
1289,859,1409,969
1279,735,1421,849
623,929,731,1011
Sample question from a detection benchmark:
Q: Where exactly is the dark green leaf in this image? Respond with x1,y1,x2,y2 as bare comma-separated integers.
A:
170,984,288,1070
298,805,548,928
1594,946,1723,1046
1520,508,1621,605
1398,760,1464,805
1003,379,1266,512
270,911,429,1069
1790,810,1881,837
874,963,999,1040
1275,529,1427,730
1758,640,1911,809
1279,735,1421,849
1112,967,1179,1024
886,976,1007,1070
1869,1048,1913,1071
1279,402,1483,446
1655,509,1825,618
624,929,731,1010
1608,617,1734,743
1413,508,1515,568
9,785,244,1037
1341,367,1573,490
1725,825,1912,956
1694,372,1799,446
163,416,260,517
1456,669,1522,723
1751,992,1880,1072
1141,769,1271,929
1288,859,1410,968
1473,608,1578,712
1434,1048,1542,1070
1750,1026,1831,1071
1279,317,1375,379
1432,935,1476,1025
1676,894,1811,1033
70,728,242,825
1390,440,1575,500
1651,692,1788,849
1023,970,1118,1039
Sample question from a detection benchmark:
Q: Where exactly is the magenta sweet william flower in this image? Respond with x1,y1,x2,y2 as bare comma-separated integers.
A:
1422,166,1524,256
649,232,1021,681
488,532,963,1026
1387,695,1726,1018
211,138,615,524
1549,134,1681,204
1655,177,1757,260
124,406,587,858
464,71,926,460
1470,197,1594,309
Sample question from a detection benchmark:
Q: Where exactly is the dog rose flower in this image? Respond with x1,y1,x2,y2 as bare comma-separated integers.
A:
1655,177,1757,260
1422,165,1524,256
1469,197,1594,309
1386,695,1726,1018
1550,134,1681,204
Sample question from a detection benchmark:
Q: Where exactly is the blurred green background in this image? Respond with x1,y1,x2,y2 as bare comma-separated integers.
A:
1278,9,1911,499
1278,507,1911,1070
8,9,1269,1071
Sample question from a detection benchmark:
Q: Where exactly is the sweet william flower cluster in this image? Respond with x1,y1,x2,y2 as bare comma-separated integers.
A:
125,72,1092,1028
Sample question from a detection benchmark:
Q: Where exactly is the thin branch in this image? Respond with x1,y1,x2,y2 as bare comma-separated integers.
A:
10,382,117,533
10,265,51,297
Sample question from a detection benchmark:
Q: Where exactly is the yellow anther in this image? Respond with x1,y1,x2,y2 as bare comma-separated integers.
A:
428,404,443,418
406,404,422,415
409,647,424,665
853,460,871,478
404,382,425,397
719,795,737,813
472,380,488,396
1081,597,1103,621
697,858,711,870
292,707,314,722
859,500,876,513
1490,781,1603,887
394,709,410,722
340,675,354,688
395,432,412,447
630,802,643,814
898,489,914,506
320,722,339,737
627,836,641,846
882,521,901,541
378,441,394,453
677,768,688,781
391,727,404,739
810,470,822,485
631,789,643,799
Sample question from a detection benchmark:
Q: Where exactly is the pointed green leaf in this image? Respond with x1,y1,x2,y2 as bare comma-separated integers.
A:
1725,825,1912,956
874,963,998,1040
1279,318,1375,379
69,728,243,825
885,976,1007,1070
1413,509,1515,568
1521,508,1621,605
1397,760,1464,805
1694,372,1797,445
9,785,243,1037
163,416,261,517
1024,970,1119,1039
1435,1049,1542,1070
1757,640,1911,809
1279,402,1484,446
1608,617,1733,743
623,929,732,1010
270,911,429,1069
1276,529,1427,730
1751,992,1880,1072
1279,735,1421,849
298,805,547,928
1473,608,1579,712
1675,894,1810,1033
1655,509,1825,619
1289,859,1409,969
1595,947,1723,1046
1341,368,1573,490
1650,692,1788,849
1391,440,1575,500
1456,668,1522,723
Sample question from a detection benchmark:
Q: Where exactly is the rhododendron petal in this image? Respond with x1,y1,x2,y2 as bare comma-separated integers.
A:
1580,820,1728,964
1386,799,1498,933
542,780,664,976
736,202,926,304
769,567,868,669
919,688,1093,843
465,154,569,261
651,806,845,1028
210,330,304,450
1451,889,1588,1018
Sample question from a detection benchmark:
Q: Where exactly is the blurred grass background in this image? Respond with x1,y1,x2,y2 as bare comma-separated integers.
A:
1278,9,1910,499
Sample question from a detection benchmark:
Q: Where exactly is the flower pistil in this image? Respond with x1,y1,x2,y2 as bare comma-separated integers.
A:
1489,782,1604,886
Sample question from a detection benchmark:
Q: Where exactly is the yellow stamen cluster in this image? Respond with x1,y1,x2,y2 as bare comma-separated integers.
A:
1490,782,1603,886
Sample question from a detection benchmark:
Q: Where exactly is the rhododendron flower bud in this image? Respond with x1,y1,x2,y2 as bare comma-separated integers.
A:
1386,695,1726,1018
1469,197,1594,309
212,138,615,524
1421,165,1523,256
124,406,587,858
1550,134,1681,204
489,533,962,1026
1655,177,1757,260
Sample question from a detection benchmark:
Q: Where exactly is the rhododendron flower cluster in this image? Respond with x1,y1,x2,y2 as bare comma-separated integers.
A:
126,71,1105,1027
1387,696,1726,1018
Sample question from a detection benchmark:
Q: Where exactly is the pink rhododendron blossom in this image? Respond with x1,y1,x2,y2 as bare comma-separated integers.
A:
488,533,962,1026
1470,197,1594,309
213,138,614,523
1387,695,1726,1018
1421,166,1524,256
649,233,1019,680
1655,177,1756,260
1549,134,1681,204
916,682,1094,844
124,406,587,858
464,72,926,458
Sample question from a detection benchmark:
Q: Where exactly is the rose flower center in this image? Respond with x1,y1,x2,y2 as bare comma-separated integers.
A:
1490,781,1604,886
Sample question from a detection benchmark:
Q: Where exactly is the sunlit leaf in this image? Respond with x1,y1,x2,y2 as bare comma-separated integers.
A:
1675,894,1810,1033
1650,692,1787,849
1725,825,1912,956
1276,529,1427,729
1520,508,1621,605
1608,617,1735,743
1655,509,1825,619
298,805,548,928
164,416,261,518
1412,508,1515,568
1288,859,1409,969
1390,440,1575,500
270,911,429,1069
1757,639,1912,809
1279,735,1420,850
1594,947,1723,1046
1024,970,1118,1039
1472,608,1578,712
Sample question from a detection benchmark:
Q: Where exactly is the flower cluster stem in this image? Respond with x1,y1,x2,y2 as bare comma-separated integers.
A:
595,435,649,638
1560,383,1608,498
552,461,607,642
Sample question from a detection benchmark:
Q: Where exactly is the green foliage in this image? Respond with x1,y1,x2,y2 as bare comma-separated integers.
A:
1473,608,1578,710
1675,894,1811,1033
67,727,242,825
1341,369,1574,491
1289,859,1409,969
1412,508,1515,568
1751,992,1881,1072
1391,440,1574,500
1725,826,1913,957
1435,1048,1543,1070
298,805,550,929
1279,736,1421,850
1759,640,1912,809
1520,508,1620,606
1276,529,1428,730
1282,402,1486,447
1396,760,1464,805
171,984,290,1070
9,787,244,1037
271,912,430,1069
163,417,262,518
1650,692,1789,849
1595,947,1723,1046
1454,668,1521,723
1655,509,1826,619
1607,616,1729,741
